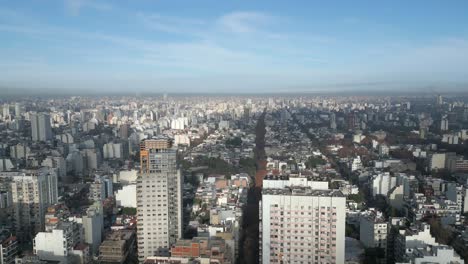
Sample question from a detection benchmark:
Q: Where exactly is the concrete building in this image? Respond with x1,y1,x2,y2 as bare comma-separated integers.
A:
116,170,137,184
30,113,53,142
41,156,66,180
330,112,337,129
378,144,389,156
89,176,113,202
119,123,129,139
9,144,30,160
103,142,129,159
98,230,135,264
81,202,104,255
33,222,82,262
360,210,388,249
394,223,439,263
428,153,446,171
440,116,449,131
350,156,362,172
137,137,183,261
81,149,100,172
396,246,463,264
263,175,328,190
8,168,58,241
170,237,233,264
446,183,468,213
174,134,190,147
0,230,18,264
371,172,397,197
260,187,346,264
115,185,137,208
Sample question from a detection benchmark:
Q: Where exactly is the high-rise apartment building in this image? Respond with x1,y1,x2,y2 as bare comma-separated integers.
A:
30,113,53,142
137,137,183,261
260,185,346,264
9,168,58,241
0,230,18,264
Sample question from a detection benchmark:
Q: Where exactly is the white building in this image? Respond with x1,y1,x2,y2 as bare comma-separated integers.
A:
371,172,397,197
88,176,113,202
30,112,53,142
81,202,104,255
263,175,329,190
115,184,137,208
440,116,449,131
8,168,58,241
397,246,462,264
428,153,446,171
137,138,183,261
174,134,190,147
41,156,66,179
446,183,468,213
350,156,362,172
103,142,127,159
115,169,138,184
33,222,82,262
360,210,388,249
0,230,18,264
378,144,389,156
260,185,346,264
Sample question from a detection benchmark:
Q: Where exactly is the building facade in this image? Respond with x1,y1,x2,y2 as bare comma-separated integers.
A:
9,168,58,241
30,113,53,142
137,137,183,261
260,188,346,264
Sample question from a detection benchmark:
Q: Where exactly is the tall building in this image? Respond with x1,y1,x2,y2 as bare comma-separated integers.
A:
437,94,443,106
88,176,113,202
137,137,183,261
2,104,10,121
119,123,129,139
260,185,346,264
9,168,58,241
360,210,388,250
81,202,104,255
0,230,18,264
14,103,22,118
30,113,53,142
440,115,449,131
330,112,337,130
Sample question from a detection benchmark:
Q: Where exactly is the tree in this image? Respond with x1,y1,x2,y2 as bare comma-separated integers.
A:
348,192,364,203
226,137,242,147
305,156,326,169
122,207,137,215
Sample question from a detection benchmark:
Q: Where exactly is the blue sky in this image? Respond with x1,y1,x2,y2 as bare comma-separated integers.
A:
1,0,468,93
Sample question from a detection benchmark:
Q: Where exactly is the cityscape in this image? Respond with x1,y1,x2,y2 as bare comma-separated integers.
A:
1,1,468,264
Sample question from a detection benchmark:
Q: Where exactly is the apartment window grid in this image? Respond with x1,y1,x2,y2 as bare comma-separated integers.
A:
269,204,337,263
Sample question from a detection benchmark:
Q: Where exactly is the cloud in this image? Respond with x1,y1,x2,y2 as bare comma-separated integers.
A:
136,13,205,35
218,11,272,33
64,0,112,16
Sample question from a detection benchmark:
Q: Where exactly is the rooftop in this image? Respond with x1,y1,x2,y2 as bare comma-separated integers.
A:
262,187,344,197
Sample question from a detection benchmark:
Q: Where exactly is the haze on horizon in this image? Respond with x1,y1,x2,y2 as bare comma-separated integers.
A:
1,0,468,93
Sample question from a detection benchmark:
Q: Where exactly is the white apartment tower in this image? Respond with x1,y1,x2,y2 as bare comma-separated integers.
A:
260,185,346,264
30,112,53,142
9,168,58,241
137,137,183,261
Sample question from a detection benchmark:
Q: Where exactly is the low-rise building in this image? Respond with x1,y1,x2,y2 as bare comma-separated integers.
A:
98,230,135,264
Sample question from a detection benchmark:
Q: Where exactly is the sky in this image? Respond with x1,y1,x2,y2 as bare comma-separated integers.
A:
1,0,468,93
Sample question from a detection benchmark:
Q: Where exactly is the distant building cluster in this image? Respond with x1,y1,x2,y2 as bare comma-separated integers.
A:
0,94,468,263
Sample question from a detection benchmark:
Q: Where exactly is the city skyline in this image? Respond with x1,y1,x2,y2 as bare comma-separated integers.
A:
1,0,468,93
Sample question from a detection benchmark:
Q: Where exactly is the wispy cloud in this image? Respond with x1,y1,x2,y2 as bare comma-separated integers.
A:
136,13,205,35
64,0,112,16
217,11,272,33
